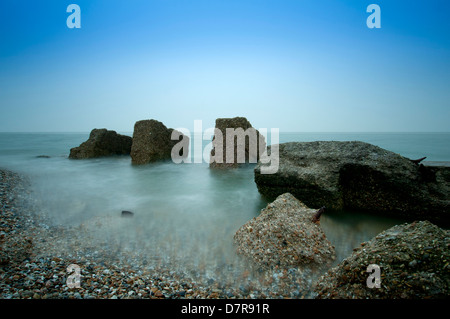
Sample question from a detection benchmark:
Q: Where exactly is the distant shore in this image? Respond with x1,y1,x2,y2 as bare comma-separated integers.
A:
423,161,450,167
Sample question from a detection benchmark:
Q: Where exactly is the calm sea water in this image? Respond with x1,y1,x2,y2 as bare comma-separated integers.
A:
0,132,449,279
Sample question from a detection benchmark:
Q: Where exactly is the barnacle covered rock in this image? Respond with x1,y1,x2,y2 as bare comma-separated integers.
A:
314,220,450,299
233,193,336,271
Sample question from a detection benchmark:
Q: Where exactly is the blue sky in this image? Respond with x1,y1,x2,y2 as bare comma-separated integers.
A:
0,0,449,132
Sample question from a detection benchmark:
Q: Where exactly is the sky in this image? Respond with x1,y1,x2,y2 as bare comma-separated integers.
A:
0,0,449,133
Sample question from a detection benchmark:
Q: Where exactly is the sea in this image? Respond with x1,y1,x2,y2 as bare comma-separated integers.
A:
0,132,449,282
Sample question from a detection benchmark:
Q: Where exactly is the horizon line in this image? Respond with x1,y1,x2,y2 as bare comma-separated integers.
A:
1,131,450,134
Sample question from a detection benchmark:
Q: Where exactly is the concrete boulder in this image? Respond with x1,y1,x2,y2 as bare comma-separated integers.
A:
69,129,132,159
314,220,450,299
209,117,266,169
233,193,336,271
130,119,189,165
254,141,449,223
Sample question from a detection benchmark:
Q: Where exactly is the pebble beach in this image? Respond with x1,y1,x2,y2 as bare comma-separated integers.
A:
2,166,448,301
0,168,319,300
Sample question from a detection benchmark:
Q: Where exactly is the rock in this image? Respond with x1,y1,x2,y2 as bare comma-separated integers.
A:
130,119,189,165
69,129,132,159
233,193,336,271
121,211,134,218
0,255,10,266
314,220,450,299
254,141,450,223
209,117,266,169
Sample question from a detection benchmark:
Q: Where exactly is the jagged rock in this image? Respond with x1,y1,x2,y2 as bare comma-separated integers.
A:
209,117,266,169
130,119,189,165
314,220,450,299
233,193,336,271
69,129,132,159
254,141,450,223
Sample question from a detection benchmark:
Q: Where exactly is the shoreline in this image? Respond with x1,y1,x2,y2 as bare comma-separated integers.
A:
0,168,318,299
2,166,449,300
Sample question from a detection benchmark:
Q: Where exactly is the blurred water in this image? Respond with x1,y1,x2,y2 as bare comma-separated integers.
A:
0,132,448,276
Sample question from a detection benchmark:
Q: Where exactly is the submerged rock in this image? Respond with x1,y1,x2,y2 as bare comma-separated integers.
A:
209,117,266,169
121,210,134,217
233,193,336,271
254,141,450,223
69,129,132,159
130,119,189,165
314,220,450,299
